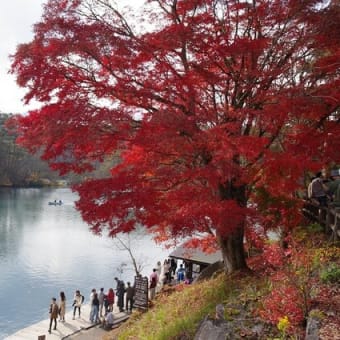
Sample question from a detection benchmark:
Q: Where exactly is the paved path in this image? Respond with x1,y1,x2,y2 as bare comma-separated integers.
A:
64,326,107,340
5,304,127,340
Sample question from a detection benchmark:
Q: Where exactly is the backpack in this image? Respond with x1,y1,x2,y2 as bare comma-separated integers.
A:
81,295,85,303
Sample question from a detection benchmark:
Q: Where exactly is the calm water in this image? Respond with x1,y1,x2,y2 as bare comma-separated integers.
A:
0,187,171,338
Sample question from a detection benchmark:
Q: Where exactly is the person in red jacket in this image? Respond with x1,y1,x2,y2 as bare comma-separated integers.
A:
106,288,115,313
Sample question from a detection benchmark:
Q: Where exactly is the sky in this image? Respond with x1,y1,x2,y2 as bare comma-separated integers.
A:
0,0,46,114
0,0,144,115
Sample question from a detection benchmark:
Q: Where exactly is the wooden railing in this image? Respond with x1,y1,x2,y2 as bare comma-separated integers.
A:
302,200,340,242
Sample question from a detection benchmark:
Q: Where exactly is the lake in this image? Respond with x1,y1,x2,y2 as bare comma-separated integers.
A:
0,187,172,338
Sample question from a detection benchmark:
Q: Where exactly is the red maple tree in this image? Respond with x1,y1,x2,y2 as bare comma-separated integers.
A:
9,0,340,273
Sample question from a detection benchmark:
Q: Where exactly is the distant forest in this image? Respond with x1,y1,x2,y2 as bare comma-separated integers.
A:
0,113,118,187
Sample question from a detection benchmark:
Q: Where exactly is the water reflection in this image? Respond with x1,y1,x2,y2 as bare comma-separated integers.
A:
0,188,171,338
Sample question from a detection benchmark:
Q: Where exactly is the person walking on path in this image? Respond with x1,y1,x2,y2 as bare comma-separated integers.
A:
125,281,135,313
106,288,115,313
90,292,100,323
170,258,177,277
48,297,59,334
114,277,125,312
156,261,162,292
149,268,158,300
72,290,84,319
163,259,171,284
59,291,66,322
89,288,96,322
177,263,185,282
98,287,105,317
156,261,162,277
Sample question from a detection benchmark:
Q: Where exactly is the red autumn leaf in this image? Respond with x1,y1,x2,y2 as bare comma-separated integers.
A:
8,0,340,273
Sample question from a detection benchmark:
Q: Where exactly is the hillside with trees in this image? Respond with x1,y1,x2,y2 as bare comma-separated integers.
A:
0,113,63,186
1,113,120,186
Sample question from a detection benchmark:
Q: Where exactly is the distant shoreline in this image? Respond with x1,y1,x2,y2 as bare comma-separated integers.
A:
0,183,69,189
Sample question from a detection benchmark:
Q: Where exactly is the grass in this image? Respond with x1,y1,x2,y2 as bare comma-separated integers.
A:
104,271,275,340
110,273,230,340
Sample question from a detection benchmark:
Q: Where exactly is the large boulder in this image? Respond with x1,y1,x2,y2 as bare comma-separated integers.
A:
194,316,232,340
194,303,270,339
305,315,320,340
194,261,224,283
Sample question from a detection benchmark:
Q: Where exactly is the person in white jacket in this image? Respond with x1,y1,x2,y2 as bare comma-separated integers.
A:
89,288,96,322
72,290,83,319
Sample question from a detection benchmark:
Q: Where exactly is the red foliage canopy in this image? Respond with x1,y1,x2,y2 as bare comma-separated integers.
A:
10,0,340,272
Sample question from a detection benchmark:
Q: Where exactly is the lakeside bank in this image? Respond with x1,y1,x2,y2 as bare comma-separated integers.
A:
5,303,128,340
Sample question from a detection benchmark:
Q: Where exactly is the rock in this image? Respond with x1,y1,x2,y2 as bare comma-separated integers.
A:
194,303,270,339
194,316,232,340
194,261,224,283
305,310,322,340
251,323,264,337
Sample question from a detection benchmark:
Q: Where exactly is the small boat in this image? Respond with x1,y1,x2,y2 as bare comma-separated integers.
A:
48,200,63,206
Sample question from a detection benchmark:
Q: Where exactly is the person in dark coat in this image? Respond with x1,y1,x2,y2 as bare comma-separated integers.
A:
90,292,100,323
114,277,125,312
125,281,135,313
48,297,59,333
170,258,177,276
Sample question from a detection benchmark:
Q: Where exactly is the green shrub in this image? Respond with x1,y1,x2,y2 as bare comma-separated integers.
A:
320,263,340,283
307,223,323,233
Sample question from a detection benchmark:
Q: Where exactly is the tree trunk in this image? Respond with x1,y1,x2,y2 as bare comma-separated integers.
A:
217,181,249,273
217,225,248,273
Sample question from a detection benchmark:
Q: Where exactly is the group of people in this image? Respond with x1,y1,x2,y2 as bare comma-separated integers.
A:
48,258,189,333
113,278,135,313
148,258,192,300
308,169,340,207
47,278,136,333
